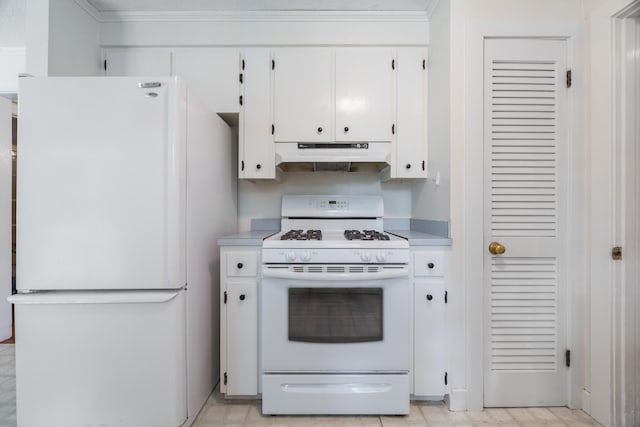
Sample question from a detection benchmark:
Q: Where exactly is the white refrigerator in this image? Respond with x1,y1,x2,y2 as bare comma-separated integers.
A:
9,77,237,427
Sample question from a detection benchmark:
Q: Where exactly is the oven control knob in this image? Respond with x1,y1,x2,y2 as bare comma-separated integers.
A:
376,252,387,262
285,251,297,262
300,251,311,262
360,252,372,262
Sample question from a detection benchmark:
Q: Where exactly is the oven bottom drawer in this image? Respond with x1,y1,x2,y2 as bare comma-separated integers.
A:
262,373,409,415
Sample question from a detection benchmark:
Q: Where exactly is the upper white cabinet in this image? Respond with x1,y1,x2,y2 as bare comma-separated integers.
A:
273,49,333,142
394,48,428,178
103,48,172,76
334,49,395,142
272,48,396,143
239,49,276,180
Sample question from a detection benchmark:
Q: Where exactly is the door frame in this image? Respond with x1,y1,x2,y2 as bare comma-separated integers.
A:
611,3,639,426
0,95,15,342
589,1,639,425
461,21,584,411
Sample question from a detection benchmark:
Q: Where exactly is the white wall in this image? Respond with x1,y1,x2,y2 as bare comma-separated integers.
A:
0,0,26,93
25,0,101,77
48,0,101,76
238,172,412,231
0,0,25,46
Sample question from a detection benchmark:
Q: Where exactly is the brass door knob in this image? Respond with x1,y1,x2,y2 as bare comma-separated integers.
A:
489,242,506,255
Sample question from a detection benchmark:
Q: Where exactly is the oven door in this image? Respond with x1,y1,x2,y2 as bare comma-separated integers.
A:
261,265,410,373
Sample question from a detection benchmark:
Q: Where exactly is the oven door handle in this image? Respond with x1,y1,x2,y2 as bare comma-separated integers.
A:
262,269,409,281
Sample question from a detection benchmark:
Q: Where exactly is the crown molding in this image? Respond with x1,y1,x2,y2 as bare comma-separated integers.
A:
74,0,102,21
98,10,429,23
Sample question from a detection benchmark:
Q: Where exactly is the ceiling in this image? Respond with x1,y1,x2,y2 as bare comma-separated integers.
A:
86,0,434,12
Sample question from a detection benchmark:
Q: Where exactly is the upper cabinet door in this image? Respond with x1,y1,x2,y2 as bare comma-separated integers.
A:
240,49,275,179
395,48,428,178
335,48,395,142
103,48,172,76
273,48,334,142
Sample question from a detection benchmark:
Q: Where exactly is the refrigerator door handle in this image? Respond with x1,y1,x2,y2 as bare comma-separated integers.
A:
8,290,183,305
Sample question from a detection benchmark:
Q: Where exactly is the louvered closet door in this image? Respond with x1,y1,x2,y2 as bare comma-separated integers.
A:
483,38,568,407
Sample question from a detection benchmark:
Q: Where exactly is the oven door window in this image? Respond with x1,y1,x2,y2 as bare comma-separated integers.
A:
288,288,383,343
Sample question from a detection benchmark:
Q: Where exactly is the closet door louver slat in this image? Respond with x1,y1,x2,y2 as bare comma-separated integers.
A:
490,61,558,239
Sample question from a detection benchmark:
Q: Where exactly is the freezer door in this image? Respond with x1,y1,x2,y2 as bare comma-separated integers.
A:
11,290,187,427
17,77,186,290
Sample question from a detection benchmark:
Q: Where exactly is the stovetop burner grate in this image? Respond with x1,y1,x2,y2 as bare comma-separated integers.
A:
280,229,323,241
344,229,391,241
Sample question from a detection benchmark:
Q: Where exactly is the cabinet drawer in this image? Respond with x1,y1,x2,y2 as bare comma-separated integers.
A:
226,251,258,277
413,252,445,277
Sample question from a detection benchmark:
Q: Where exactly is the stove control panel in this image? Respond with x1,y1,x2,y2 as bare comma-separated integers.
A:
281,195,384,218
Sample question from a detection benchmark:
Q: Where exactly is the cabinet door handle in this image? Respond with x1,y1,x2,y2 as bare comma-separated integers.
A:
317,127,323,134
344,126,349,133
427,262,434,269
237,263,243,269
426,294,433,301
239,294,246,301
256,164,262,170
392,124,395,135
406,163,411,169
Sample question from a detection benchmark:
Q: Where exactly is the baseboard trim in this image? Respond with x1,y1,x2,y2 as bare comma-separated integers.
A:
582,389,591,415
446,389,467,411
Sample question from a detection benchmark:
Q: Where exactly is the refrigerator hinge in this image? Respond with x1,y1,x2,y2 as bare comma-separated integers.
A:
224,372,227,385
224,291,227,304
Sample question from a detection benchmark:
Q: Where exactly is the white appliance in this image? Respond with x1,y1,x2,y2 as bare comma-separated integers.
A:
9,76,237,427
261,195,410,415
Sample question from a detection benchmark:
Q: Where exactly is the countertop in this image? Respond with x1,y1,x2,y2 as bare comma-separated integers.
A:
217,230,278,246
387,230,452,246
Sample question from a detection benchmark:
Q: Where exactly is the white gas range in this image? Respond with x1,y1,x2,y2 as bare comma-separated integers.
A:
260,195,411,415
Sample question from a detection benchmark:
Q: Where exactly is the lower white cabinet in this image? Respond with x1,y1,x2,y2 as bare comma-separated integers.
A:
411,247,448,398
220,247,260,396
413,281,446,397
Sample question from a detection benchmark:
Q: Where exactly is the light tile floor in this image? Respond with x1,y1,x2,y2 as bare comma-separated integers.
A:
0,345,17,427
0,344,601,427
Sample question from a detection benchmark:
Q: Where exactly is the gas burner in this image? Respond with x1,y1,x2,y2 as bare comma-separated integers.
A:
280,229,323,241
344,229,391,241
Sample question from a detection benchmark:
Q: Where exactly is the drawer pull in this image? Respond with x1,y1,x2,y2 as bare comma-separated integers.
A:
237,262,244,269
239,294,246,301
426,294,433,301
427,262,435,269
